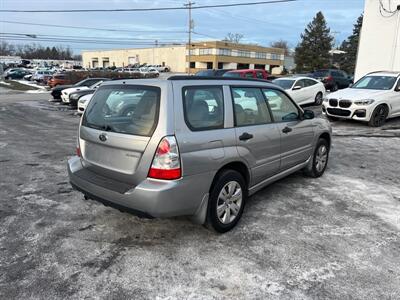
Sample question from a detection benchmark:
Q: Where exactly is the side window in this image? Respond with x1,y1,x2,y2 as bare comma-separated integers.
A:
263,89,299,122
294,79,305,88
305,79,317,86
256,71,264,79
183,86,224,131
245,72,254,79
232,87,272,126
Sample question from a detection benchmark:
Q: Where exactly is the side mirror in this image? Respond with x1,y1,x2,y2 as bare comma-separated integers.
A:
292,85,302,90
303,109,315,120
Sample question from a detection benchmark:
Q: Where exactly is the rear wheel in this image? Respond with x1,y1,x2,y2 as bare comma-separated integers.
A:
304,138,330,178
206,170,247,233
368,105,388,127
314,92,323,105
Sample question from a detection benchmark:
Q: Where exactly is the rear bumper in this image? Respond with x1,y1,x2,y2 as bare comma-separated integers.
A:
68,156,212,218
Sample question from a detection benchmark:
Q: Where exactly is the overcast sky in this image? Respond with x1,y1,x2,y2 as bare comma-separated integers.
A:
0,0,365,54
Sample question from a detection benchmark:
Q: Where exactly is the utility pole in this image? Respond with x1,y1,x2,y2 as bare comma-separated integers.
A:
184,1,195,75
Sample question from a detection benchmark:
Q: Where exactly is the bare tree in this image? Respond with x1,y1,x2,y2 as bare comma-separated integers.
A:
224,33,244,44
270,39,290,56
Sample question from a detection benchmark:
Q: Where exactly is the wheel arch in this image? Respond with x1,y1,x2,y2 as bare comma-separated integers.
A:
318,132,331,148
210,161,250,192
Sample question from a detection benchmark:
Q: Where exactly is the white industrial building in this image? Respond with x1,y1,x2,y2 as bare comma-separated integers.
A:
355,0,400,80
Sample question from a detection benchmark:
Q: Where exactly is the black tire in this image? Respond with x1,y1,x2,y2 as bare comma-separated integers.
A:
331,83,338,92
206,170,247,233
304,138,330,178
314,92,323,105
368,105,388,127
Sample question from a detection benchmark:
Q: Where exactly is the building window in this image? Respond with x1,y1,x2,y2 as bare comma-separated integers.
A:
255,52,267,59
189,62,196,68
218,48,232,56
270,53,279,60
237,50,251,58
199,48,213,55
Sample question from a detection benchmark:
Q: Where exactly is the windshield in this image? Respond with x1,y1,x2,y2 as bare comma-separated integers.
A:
82,85,160,136
273,79,295,90
90,81,103,89
223,72,241,78
352,76,397,90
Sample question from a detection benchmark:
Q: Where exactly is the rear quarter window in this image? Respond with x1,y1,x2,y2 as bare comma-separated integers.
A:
82,85,160,137
182,86,224,131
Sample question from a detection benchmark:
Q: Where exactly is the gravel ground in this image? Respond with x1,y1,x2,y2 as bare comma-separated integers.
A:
0,93,400,299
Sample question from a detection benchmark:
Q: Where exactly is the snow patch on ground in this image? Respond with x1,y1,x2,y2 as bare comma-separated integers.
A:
0,80,11,86
14,80,46,89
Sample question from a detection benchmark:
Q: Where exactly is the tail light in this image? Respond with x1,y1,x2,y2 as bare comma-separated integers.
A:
148,136,181,180
76,146,81,157
326,75,333,82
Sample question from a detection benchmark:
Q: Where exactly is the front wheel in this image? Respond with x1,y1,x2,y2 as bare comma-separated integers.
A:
304,138,330,178
206,170,247,233
368,105,388,127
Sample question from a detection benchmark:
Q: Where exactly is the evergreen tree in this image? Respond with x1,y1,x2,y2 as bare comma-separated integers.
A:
294,12,334,72
338,14,363,74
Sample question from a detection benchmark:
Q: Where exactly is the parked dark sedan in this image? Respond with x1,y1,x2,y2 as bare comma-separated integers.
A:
4,69,31,80
50,78,109,101
312,69,352,91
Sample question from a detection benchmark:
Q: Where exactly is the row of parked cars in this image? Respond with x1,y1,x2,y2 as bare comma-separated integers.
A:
194,68,400,127
50,77,108,114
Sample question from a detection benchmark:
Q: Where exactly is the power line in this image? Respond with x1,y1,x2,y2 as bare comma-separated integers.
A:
0,32,186,42
0,20,187,34
0,37,185,46
0,0,297,13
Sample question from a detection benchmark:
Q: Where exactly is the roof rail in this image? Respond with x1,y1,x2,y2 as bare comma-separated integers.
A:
167,75,273,83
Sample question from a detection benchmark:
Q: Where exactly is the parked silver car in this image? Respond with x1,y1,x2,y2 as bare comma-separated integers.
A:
68,76,332,232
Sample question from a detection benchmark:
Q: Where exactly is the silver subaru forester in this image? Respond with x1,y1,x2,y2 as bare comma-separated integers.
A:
68,76,332,232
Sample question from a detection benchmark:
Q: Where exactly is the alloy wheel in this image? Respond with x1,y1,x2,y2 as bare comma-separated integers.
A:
315,93,323,105
373,107,387,127
217,181,243,225
315,145,328,173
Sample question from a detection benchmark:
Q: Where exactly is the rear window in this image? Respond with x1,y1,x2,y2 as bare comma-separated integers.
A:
54,75,65,79
82,85,160,136
183,86,224,131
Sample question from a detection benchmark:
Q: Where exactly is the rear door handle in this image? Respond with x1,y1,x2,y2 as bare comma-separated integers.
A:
239,132,253,141
282,126,292,134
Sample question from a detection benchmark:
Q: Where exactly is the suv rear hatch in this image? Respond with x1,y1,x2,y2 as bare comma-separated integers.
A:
78,84,160,190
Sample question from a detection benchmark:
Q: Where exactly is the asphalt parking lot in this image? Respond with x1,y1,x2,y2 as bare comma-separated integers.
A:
1,92,400,299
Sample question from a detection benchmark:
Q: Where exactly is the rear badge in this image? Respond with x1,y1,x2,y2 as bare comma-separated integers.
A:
99,133,107,142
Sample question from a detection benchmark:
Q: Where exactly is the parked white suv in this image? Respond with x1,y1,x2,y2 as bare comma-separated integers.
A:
323,71,400,126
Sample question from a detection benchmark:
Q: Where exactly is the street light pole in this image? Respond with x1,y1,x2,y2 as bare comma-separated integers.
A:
184,1,195,75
